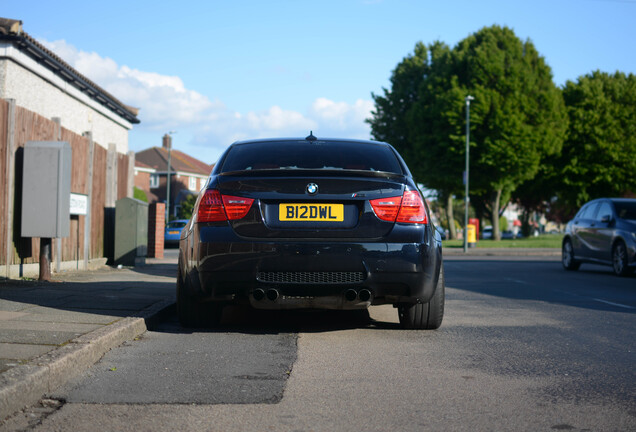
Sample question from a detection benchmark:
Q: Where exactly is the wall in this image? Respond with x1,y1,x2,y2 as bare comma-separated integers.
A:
0,53,131,154
134,169,151,192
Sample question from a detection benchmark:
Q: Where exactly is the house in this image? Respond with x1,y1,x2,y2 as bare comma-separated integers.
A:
135,134,212,219
0,17,140,277
0,18,139,155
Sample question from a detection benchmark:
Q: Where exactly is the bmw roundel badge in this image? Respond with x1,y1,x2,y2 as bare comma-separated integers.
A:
306,183,318,195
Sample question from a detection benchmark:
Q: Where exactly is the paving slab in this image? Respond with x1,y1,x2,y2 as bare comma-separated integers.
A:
0,343,52,361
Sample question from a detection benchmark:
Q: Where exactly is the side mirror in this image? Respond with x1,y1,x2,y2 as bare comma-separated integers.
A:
601,214,612,224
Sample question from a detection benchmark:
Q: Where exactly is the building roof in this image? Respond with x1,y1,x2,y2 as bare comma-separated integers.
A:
136,147,213,177
134,159,154,170
0,18,140,124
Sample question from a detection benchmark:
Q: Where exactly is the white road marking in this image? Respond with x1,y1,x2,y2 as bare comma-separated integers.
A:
591,298,635,310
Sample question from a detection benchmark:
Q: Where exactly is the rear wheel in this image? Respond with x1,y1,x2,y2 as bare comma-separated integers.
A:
398,265,445,330
562,239,581,271
612,241,631,277
177,267,222,328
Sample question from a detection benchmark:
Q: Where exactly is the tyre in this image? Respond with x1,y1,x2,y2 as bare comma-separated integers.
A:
398,265,445,330
177,266,222,328
562,238,581,271
612,241,631,277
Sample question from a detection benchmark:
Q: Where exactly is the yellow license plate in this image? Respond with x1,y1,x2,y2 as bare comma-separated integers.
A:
168,230,179,235
279,203,344,222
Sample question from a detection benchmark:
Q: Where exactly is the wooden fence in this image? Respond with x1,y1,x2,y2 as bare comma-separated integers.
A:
1,99,132,275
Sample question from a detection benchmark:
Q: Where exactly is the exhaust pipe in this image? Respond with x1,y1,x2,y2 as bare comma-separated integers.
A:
253,288,265,301
266,288,279,301
344,289,358,302
358,289,372,302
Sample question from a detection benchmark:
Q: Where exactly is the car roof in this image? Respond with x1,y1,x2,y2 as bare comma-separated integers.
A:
584,198,636,205
608,198,636,204
229,136,392,148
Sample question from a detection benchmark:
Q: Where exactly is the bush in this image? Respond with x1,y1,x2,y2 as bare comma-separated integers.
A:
134,187,148,203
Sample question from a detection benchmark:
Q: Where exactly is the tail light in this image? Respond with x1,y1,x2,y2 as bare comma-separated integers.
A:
370,190,428,224
197,189,254,222
396,190,427,223
370,196,402,222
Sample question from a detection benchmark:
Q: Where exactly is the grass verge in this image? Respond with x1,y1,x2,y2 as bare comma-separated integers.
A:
443,234,563,249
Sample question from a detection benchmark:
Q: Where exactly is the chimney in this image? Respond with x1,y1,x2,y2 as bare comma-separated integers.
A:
162,133,172,150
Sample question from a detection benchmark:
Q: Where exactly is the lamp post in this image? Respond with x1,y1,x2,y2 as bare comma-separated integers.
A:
165,131,176,222
464,95,474,253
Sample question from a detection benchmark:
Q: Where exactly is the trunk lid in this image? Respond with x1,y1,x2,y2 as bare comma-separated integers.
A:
215,171,405,239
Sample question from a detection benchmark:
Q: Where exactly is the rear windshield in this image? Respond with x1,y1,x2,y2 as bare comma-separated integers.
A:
220,141,404,174
614,201,636,220
167,221,187,229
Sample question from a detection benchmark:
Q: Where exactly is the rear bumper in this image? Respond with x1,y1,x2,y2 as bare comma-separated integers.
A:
183,226,442,309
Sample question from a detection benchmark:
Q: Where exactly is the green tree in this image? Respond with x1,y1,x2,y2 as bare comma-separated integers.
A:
368,41,465,239
369,26,567,240
178,194,197,220
455,26,567,239
557,71,636,209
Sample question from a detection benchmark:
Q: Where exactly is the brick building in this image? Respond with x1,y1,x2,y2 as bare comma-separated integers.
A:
135,134,212,219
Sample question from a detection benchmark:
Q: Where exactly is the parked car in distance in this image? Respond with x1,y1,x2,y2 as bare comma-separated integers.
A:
164,219,188,247
562,198,636,276
177,134,445,329
482,226,493,239
501,230,522,240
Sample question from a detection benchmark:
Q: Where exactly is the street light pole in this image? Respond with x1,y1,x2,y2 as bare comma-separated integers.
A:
464,95,474,253
165,131,176,222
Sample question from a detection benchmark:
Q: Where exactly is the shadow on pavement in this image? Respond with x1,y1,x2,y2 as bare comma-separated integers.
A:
153,305,403,335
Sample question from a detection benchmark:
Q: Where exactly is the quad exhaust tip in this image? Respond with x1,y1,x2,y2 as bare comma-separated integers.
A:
344,289,358,302
358,289,372,302
344,289,372,302
266,288,279,301
253,288,280,302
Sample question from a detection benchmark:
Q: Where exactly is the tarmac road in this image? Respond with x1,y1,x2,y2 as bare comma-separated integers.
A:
3,256,635,431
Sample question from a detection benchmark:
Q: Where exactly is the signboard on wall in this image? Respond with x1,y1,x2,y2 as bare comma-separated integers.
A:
70,193,88,216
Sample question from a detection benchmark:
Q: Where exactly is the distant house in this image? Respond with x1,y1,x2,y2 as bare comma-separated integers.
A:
0,18,139,155
135,134,212,219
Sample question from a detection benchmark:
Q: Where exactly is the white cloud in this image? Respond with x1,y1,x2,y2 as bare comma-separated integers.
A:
40,39,373,161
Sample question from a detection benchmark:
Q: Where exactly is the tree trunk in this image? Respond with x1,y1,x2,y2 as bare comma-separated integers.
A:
446,195,457,240
491,189,502,241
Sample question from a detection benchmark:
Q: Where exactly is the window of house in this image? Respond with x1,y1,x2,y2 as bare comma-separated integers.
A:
189,176,197,191
150,174,159,189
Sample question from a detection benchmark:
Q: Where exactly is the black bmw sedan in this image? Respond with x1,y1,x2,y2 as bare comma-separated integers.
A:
177,134,445,329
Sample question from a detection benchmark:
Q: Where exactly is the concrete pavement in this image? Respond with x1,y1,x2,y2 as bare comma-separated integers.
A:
0,255,177,420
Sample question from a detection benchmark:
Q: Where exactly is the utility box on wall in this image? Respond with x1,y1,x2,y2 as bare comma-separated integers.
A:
114,197,148,266
21,141,72,238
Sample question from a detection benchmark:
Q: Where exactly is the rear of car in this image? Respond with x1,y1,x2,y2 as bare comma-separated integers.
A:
177,136,444,329
164,219,188,247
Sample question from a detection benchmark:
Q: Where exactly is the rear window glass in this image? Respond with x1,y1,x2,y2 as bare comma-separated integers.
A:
220,141,403,174
614,201,636,220
577,203,597,219
167,221,187,229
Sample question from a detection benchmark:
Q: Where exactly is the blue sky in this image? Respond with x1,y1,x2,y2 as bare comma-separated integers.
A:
5,0,636,164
